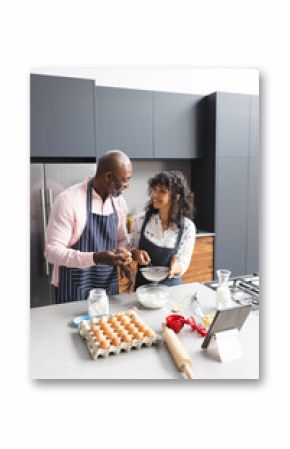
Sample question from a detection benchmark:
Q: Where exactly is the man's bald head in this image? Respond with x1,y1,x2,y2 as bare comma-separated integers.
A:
94,150,132,199
96,150,131,175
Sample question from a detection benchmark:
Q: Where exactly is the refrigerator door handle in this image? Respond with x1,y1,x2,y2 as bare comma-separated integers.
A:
40,188,50,276
46,188,53,219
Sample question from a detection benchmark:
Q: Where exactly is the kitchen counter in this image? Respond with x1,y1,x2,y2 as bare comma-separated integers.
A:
30,282,259,380
196,230,215,238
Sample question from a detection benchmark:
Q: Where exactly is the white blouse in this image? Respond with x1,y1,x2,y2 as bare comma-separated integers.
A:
130,213,196,276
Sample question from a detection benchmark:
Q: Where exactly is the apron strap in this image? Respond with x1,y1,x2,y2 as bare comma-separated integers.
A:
173,218,185,255
140,213,184,256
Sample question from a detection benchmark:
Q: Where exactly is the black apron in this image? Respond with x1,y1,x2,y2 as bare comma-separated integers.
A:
54,180,119,303
135,214,184,289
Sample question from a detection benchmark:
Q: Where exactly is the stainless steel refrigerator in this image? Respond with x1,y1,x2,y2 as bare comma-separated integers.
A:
30,163,97,307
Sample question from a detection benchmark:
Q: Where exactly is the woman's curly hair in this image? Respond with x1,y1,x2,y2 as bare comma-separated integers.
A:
145,171,194,228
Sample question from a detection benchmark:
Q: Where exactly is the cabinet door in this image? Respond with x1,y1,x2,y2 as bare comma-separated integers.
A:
215,157,248,277
249,95,259,157
31,75,96,159
153,92,203,158
246,157,259,274
95,86,153,158
216,93,250,157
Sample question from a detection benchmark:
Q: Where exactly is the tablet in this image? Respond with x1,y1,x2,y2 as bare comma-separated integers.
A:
201,304,252,349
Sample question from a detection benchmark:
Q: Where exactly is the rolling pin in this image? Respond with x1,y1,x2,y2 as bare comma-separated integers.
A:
162,324,197,379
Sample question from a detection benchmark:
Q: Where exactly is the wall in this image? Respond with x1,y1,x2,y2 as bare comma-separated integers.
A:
122,160,192,214
30,68,259,95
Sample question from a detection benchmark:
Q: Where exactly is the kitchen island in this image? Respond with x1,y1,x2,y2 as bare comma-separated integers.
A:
30,282,259,380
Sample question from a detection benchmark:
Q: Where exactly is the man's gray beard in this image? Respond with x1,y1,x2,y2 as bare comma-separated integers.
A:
110,188,121,197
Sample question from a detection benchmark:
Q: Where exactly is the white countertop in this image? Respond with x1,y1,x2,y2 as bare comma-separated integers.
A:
30,282,259,380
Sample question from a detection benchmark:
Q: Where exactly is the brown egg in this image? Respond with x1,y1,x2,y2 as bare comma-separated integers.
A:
122,333,132,344
93,329,103,338
146,329,155,337
99,339,110,350
133,331,144,340
111,337,121,347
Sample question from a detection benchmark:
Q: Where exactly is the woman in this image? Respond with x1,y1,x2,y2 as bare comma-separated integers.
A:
131,171,196,288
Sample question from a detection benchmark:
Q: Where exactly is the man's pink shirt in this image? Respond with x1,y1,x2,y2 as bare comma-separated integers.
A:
45,179,129,287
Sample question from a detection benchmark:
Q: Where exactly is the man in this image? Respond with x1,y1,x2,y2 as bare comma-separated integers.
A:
45,150,133,303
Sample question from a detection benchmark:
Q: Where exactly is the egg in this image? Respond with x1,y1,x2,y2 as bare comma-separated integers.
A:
133,331,144,340
144,329,155,337
99,338,110,350
111,337,121,347
122,334,132,343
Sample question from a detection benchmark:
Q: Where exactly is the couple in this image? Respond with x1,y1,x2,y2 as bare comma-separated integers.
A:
45,150,196,303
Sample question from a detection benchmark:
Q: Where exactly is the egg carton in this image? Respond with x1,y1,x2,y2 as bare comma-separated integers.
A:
79,309,162,359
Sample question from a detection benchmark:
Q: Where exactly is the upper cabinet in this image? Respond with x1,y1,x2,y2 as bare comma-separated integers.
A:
30,75,96,159
153,92,204,158
95,86,153,158
215,93,250,157
30,74,216,160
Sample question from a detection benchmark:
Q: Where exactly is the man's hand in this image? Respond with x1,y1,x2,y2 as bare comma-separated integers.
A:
132,249,151,265
168,255,182,279
93,248,132,267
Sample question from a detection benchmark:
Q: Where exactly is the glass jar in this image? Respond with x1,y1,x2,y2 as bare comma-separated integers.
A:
87,288,109,318
216,269,232,310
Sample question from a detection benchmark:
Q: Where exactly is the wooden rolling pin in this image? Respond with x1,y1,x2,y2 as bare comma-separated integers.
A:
162,324,197,379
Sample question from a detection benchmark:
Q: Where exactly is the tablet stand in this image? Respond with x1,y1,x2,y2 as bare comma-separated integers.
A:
207,329,243,363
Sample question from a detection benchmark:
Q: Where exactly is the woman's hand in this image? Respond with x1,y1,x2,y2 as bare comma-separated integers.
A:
119,264,136,292
132,249,151,265
168,255,182,278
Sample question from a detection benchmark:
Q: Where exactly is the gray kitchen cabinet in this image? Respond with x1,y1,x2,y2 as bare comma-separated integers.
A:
192,92,259,277
249,95,259,157
216,93,250,157
31,75,96,159
153,92,203,158
95,86,153,158
246,95,259,272
246,156,259,274
215,157,248,276
214,93,259,276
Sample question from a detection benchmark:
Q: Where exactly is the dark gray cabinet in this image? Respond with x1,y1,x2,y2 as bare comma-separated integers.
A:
31,75,96,159
246,93,259,273
246,156,259,273
153,92,203,158
192,92,259,277
215,157,248,275
215,94,250,157
95,86,153,158
214,93,259,276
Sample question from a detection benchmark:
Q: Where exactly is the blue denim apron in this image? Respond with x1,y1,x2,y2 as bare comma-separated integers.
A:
54,180,119,303
135,214,184,289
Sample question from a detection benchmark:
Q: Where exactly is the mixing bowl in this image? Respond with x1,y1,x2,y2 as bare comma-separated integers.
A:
136,283,170,309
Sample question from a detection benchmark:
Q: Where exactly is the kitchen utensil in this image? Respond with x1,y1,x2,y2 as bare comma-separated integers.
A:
140,266,169,283
162,324,197,379
72,315,91,328
136,284,170,309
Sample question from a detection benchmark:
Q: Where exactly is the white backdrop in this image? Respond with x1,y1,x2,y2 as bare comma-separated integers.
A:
0,1,288,448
